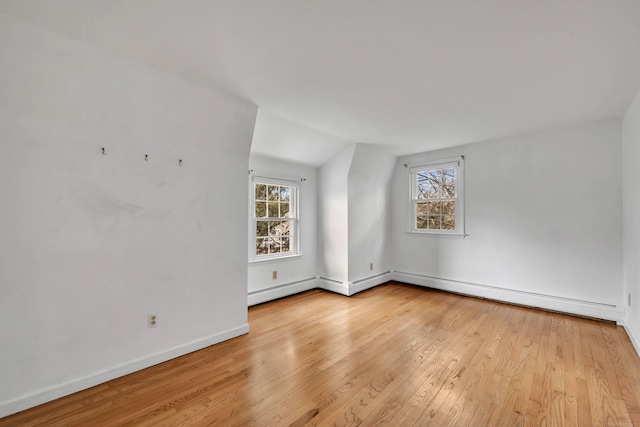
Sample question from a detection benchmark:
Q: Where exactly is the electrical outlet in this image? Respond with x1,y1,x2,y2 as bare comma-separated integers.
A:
272,270,277,280
370,262,373,271
148,314,158,328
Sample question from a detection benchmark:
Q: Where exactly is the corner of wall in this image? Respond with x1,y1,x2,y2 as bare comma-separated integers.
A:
622,85,640,358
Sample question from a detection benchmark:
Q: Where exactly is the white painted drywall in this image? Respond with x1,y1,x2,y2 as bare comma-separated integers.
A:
247,154,318,293
251,110,350,167
623,87,640,349
347,144,396,283
318,145,356,283
391,119,623,317
0,14,257,416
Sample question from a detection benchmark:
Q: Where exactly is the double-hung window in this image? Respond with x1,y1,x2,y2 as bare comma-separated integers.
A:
409,156,465,236
250,176,299,260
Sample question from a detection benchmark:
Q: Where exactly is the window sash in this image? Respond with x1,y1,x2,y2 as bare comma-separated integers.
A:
250,179,300,260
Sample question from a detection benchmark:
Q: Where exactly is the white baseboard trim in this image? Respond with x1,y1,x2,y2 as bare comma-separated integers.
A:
318,276,350,296
350,271,392,295
248,277,318,306
316,273,392,297
0,324,249,419
392,271,623,322
621,322,640,358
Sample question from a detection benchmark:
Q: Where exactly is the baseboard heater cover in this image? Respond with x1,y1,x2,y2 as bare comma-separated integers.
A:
350,271,393,295
392,271,622,322
248,277,318,306
317,276,350,296
317,272,392,296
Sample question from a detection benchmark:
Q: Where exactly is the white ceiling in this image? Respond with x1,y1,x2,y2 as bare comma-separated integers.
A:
2,0,640,165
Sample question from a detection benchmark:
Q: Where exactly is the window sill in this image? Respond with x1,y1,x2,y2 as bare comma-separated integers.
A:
406,231,468,238
249,253,304,264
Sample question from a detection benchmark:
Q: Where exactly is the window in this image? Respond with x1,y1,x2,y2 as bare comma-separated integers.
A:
409,157,464,235
250,177,299,260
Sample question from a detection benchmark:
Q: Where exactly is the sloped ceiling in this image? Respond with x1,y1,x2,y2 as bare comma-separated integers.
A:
2,0,640,165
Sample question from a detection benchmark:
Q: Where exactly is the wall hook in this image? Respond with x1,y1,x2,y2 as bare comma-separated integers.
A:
145,154,148,161
101,147,106,155
178,159,183,166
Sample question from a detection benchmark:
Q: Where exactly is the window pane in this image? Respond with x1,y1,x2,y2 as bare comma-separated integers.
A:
442,168,456,197
442,201,455,215
255,184,267,201
267,202,279,217
269,221,283,236
255,201,266,218
417,171,440,199
416,216,428,229
442,215,455,230
427,216,441,230
427,201,441,215
281,220,291,236
269,237,281,254
418,169,448,199
268,185,279,201
281,236,290,253
280,187,291,202
256,221,268,237
256,238,269,255
280,202,290,217
416,202,428,215
434,170,445,198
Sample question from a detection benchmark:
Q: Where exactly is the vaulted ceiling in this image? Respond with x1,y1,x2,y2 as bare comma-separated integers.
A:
2,0,640,165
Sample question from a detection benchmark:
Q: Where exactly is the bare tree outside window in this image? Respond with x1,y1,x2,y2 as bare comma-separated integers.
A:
415,168,456,231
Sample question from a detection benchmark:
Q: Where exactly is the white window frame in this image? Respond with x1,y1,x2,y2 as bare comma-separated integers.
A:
407,156,465,237
249,175,301,262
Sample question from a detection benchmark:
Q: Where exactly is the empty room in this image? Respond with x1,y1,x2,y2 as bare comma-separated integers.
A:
2,1,640,425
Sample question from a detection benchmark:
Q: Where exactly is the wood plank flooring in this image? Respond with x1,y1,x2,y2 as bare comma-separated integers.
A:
2,282,640,426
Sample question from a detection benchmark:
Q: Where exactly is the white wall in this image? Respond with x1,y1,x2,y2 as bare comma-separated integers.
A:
317,143,395,295
0,14,257,417
391,119,623,320
247,154,318,303
623,88,640,352
251,109,350,167
318,145,356,286
347,144,395,283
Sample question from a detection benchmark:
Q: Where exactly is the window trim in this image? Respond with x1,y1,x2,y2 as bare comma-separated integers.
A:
407,156,466,237
249,174,301,262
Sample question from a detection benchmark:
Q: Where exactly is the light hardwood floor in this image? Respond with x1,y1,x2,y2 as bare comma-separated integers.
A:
2,282,640,426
